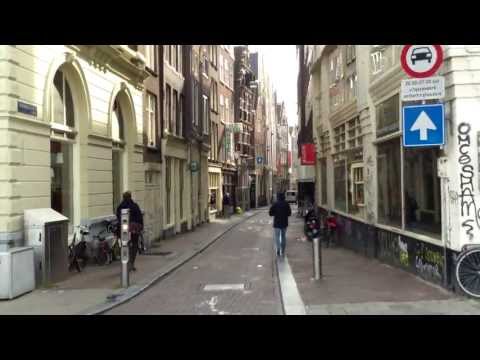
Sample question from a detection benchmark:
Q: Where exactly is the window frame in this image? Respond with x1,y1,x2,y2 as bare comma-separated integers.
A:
146,92,158,148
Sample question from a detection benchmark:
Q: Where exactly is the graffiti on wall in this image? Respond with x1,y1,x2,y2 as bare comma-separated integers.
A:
399,237,409,268
415,242,443,282
457,122,480,241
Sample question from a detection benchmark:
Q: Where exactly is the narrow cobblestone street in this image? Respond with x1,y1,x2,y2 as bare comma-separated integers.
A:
107,211,283,315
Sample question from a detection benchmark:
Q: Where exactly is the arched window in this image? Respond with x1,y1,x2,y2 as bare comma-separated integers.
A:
52,69,75,129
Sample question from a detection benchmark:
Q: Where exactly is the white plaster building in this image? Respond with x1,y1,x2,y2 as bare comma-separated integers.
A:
0,45,149,251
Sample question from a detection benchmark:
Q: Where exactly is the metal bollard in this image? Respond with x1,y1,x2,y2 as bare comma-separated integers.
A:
313,237,322,280
120,209,130,288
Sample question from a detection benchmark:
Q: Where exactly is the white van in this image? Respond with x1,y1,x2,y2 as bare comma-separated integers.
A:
285,190,297,204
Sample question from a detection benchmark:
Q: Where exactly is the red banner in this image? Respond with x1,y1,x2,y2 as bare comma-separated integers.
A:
301,143,316,166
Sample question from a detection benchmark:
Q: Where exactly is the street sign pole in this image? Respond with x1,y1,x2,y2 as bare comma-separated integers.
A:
120,208,130,288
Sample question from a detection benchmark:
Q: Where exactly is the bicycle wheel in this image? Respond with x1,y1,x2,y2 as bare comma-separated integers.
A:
456,248,480,298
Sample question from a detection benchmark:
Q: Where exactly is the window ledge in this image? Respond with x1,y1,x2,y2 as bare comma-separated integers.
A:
146,144,160,151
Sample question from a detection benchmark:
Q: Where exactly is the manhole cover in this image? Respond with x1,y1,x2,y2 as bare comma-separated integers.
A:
203,284,245,291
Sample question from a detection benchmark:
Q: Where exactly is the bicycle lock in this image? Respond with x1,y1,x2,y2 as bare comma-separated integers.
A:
121,208,130,288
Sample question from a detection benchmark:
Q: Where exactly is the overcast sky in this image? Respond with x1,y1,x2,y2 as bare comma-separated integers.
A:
236,45,298,127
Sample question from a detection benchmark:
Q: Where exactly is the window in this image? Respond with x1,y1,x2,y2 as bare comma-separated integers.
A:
52,69,75,128
112,99,124,143
165,45,171,65
193,81,199,127
219,94,224,123
172,89,177,135
178,94,184,137
347,117,362,149
176,46,182,73
404,148,441,237
209,45,217,68
146,92,157,147
171,45,176,69
145,45,156,72
225,97,230,123
320,158,328,205
165,85,171,133
377,138,402,227
371,50,385,75
219,54,224,82
346,73,358,102
210,81,218,113
334,158,347,212
203,95,209,135
179,160,184,220
166,158,172,225
348,160,365,217
333,123,346,153
376,94,399,138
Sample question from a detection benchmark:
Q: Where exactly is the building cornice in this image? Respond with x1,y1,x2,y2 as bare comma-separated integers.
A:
79,45,150,88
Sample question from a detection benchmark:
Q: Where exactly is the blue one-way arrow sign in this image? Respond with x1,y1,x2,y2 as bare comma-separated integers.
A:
403,104,445,147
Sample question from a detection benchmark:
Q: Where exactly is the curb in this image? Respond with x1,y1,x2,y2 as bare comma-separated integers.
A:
80,210,261,315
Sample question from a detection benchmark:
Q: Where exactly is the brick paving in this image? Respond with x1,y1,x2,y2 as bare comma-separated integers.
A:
285,208,480,315
107,211,283,315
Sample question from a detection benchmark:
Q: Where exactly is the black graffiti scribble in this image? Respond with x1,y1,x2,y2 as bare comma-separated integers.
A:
458,122,480,240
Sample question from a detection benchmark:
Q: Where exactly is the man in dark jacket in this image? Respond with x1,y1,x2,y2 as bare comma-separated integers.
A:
116,191,143,271
269,192,292,258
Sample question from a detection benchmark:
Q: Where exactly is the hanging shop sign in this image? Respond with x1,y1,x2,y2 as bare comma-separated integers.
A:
301,143,316,166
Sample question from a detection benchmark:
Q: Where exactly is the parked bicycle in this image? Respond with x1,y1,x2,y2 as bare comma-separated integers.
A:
455,245,480,298
68,225,89,272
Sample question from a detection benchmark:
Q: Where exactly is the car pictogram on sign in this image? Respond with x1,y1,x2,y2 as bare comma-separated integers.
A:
401,45,443,78
411,47,432,65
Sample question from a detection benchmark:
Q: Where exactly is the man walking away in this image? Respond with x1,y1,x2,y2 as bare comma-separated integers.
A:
116,191,143,272
269,192,292,258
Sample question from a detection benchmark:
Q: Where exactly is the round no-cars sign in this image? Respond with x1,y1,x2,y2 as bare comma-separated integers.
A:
401,45,443,78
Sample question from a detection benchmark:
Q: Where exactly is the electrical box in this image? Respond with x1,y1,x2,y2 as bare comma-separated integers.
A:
24,209,69,287
0,247,35,299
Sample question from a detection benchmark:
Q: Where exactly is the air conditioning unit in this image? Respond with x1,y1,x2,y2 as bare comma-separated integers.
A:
0,247,35,299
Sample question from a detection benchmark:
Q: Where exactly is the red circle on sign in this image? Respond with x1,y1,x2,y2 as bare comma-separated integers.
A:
401,45,443,78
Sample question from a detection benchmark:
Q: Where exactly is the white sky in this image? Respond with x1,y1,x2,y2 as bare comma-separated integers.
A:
235,45,298,127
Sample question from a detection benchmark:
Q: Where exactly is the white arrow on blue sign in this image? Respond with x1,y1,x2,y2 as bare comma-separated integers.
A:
403,103,445,147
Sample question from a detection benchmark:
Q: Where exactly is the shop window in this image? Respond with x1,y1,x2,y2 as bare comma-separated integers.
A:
404,147,441,237
376,94,399,138
348,160,365,218
377,138,402,227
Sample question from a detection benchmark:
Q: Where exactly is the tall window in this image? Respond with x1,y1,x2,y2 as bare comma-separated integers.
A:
146,92,157,147
50,69,75,230
377,138,402,227
172,89,178,135
164,45,171,65
334,158,347,212
166,158,172,225
178,160,184,220
219,94,224,123
165,85,171,133
178,94,184,137
145,45,156,72
320,158,328,205
193,81,199,127
210,81,218,113
112,99,125,213
203,95,209,135
52,69,75,128
219,54,224,82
